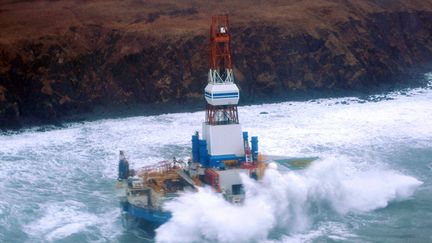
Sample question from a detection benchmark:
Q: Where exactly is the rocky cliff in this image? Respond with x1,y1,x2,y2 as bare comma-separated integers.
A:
1,0,432,128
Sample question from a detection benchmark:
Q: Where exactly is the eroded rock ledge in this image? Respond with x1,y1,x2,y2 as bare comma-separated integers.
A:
1,0,432,128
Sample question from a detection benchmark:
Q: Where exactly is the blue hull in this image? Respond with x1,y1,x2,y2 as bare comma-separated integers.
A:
122,201,171,225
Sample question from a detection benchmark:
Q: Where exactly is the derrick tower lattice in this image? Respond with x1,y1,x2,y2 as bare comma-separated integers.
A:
205,15,239,125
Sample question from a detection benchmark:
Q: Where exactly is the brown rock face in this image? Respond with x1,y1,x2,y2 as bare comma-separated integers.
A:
1,0,432,128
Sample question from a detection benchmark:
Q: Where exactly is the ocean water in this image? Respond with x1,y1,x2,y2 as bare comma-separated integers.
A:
0,74,431,242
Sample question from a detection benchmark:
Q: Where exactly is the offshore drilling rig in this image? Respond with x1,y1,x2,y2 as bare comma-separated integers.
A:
116,14,317,226
116,15,266,225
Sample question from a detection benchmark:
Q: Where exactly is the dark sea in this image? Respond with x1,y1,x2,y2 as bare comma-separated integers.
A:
1,74,431,242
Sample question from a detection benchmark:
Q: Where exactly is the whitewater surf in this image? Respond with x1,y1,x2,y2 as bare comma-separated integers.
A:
0,74,431,242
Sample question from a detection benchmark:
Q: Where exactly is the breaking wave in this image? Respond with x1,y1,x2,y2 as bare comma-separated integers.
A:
0,74,430,242
156,156,422,242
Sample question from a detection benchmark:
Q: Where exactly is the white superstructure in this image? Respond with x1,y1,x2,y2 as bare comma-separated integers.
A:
204,83,240,106
202,123,244,156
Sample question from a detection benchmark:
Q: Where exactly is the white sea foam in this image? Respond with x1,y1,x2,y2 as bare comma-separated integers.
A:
276,221,357,243
25,201,95,241
24,200,120,242
1,75,431,242
156,157,422,242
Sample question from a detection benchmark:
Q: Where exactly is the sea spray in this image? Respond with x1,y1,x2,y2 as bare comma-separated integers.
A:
303,157,423,214
0,74,430,241
156,157,422,242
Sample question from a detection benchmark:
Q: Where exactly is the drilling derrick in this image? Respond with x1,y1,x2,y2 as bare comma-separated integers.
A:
192,15,259,169
205,15,239,125
116,16,266,225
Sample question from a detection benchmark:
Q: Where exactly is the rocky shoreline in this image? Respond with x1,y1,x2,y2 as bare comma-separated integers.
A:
1,1,432,130
3,71,430,132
